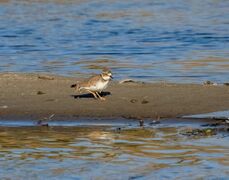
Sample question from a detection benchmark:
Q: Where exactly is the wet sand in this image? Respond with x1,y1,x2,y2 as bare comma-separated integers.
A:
0,73,228,121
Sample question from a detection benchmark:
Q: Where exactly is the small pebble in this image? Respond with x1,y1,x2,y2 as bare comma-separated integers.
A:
130,99,138,103
141,99,149,104
0,105,8,109
37,91,45,95
205,129,212,133
115,127,122,132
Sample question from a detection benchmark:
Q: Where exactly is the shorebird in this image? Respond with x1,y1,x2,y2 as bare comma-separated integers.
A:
71,70,113,100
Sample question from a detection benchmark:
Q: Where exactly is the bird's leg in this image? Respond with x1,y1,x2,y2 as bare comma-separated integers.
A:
95,92,106,101
87,90,98,99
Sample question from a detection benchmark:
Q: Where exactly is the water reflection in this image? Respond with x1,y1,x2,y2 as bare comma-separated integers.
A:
0,125,228,179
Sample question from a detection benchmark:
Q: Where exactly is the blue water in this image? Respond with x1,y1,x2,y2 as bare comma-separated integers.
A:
0,0,229,83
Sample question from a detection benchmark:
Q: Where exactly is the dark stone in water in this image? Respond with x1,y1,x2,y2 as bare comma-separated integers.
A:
201,123,221,127
149,120,160,125
129,175,145,180
37,120,49,127
139,119,144,127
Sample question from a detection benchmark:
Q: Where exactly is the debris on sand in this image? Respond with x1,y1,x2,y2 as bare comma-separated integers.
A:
223,83,229,86
119,79,136,84
38,75,54,80
203,81,217,86
130,99,138,103
141,99,149,104
37,91,46,95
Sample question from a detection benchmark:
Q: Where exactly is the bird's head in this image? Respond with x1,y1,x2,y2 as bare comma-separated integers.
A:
101,69,113,81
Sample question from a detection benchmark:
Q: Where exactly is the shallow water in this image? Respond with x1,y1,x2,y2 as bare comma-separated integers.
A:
183,110,229,120
0,0,229,83
0,121,228,179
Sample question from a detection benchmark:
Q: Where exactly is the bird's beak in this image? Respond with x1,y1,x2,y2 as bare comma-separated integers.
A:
110,75,113,79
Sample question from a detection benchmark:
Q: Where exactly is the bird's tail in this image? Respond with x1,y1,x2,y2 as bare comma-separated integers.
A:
71,83,81,92
71,84,77,88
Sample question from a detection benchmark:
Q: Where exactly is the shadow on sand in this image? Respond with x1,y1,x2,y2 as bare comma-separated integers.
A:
71,91,111,99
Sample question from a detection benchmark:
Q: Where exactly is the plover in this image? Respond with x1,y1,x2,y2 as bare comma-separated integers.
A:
71,70,113,100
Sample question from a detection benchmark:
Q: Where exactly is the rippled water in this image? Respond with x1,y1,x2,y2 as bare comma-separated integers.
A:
0,121,228,179
0,0,229,83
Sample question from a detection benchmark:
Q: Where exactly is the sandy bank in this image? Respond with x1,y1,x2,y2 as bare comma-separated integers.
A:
0,73,228,120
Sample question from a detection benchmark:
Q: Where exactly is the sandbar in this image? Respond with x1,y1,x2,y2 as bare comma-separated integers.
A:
0,73,228,121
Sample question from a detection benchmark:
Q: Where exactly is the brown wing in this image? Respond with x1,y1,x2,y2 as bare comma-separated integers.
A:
79,74,101,87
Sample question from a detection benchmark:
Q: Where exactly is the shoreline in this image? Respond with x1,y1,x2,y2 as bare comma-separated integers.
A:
0,73,229,121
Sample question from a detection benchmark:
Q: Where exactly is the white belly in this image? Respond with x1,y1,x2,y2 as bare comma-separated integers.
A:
92,81,108,92
96,81,109,91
